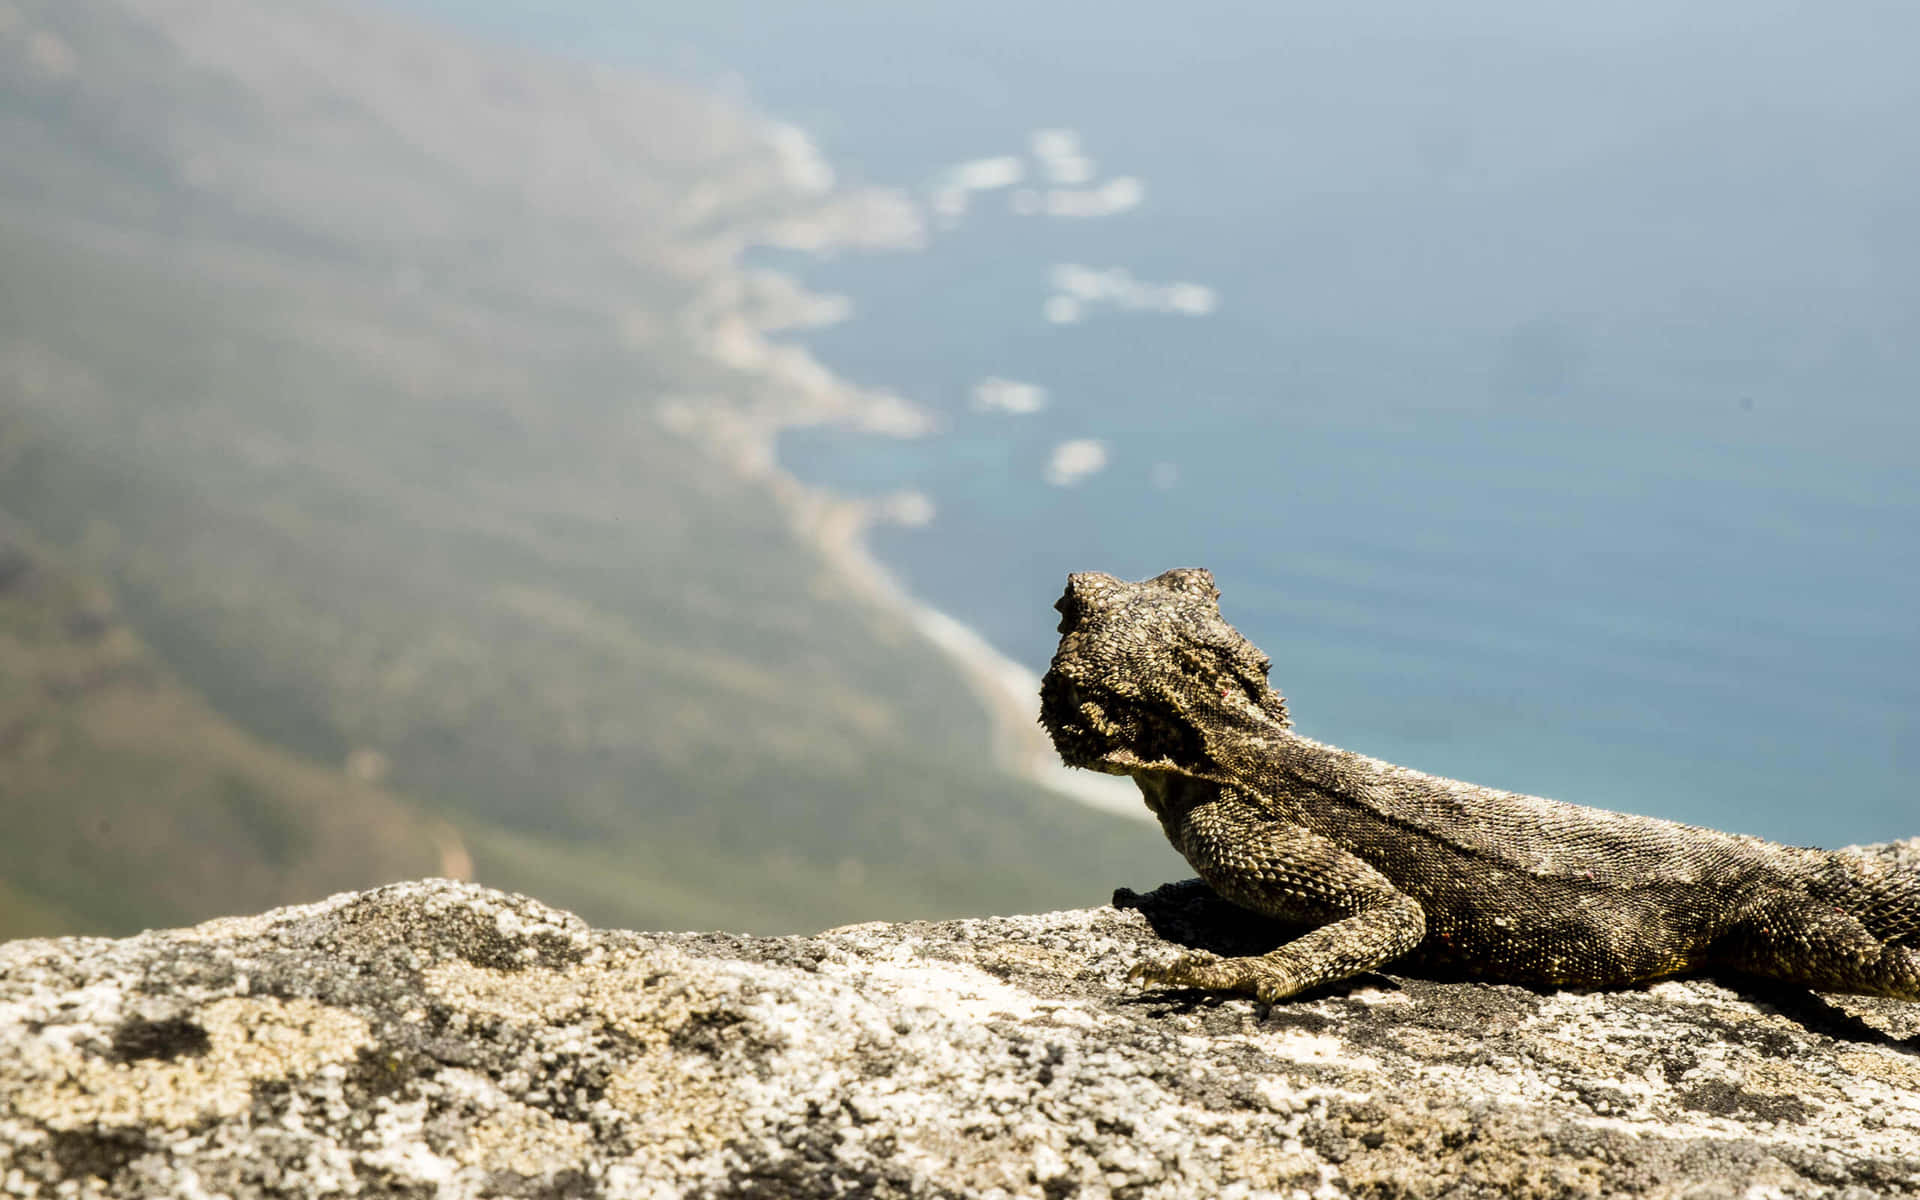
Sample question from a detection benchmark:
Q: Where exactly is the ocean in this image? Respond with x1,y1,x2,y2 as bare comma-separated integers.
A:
390,0,1918,847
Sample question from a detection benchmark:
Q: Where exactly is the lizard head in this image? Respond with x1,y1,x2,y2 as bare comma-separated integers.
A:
1039,568,1290,778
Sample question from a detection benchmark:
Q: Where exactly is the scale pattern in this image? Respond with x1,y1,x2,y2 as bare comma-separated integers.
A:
1040,568,1920,1003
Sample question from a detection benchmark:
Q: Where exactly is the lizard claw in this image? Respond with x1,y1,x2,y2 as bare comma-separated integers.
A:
1128,949,1225,991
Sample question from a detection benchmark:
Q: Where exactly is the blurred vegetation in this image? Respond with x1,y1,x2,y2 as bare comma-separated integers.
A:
0,523,447,938
0,0,1175,936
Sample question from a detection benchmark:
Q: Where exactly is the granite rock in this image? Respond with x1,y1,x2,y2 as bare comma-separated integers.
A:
2,872,1917,1199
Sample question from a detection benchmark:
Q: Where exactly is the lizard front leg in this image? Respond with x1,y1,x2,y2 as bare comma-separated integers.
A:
1132,790,1426,1002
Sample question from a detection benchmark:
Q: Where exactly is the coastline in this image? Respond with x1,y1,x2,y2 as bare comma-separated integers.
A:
804,496,1146,821
678,403,1145,821
660,124,1145,820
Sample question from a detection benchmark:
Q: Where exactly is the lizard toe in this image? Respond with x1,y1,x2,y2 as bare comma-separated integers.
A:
1249,972,1311,1003
1128,950,1224,990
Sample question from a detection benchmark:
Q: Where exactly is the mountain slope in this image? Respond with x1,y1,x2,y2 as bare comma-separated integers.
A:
0,0,1177,934
0,524,453,938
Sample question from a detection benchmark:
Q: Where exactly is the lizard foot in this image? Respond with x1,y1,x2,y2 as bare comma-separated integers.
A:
1127,947,1222,989
1128,950,1309,1003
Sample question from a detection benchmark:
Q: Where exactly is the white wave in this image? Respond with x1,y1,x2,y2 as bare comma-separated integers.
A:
949,155,1024,191
909,608,1146,820
1040,177,1143,218
1044,438,1109,487
766,121,835,194
1045,263,1216,322
1029,128,1082,162
972,377,1049,415
930,155,1026,227
1043,153,1095,186
1043,295,1083,324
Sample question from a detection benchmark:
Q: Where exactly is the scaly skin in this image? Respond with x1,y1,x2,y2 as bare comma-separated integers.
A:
1040,568,1920,1003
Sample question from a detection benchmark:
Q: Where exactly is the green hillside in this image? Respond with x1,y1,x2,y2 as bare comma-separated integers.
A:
0,525,450,938
0,0,1176,936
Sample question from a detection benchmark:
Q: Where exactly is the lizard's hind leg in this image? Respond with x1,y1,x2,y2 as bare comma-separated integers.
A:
1855,878,1920,951
1714,889,1920,1000
1808,852,1920,948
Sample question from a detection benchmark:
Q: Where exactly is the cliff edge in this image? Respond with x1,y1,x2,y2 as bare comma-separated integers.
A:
2,876,1917,1198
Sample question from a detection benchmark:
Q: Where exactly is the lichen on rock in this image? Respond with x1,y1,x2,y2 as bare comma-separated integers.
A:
1,877,1916,1198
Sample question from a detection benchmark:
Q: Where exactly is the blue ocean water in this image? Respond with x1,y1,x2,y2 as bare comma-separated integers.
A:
395,0,1919,846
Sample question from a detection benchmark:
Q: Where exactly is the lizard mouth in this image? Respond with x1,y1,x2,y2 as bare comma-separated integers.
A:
1038,668,1166,775
1038,669,1121,772
1038,668,1091,758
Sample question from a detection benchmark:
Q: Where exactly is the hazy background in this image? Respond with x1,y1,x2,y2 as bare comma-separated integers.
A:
2,0,1914,939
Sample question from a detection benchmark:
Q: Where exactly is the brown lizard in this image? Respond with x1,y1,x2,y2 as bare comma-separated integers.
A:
1040,568,1920,1002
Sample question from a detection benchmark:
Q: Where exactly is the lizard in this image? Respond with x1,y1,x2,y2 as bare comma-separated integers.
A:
1039,567,1920,1003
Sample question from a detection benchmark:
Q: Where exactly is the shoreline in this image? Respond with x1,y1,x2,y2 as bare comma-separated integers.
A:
826,512,1147,821
659,329,1148,819
772,469,1147,822
670,399,1145,819
667,110,1146,821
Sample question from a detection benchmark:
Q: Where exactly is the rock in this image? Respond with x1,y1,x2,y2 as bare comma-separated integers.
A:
2,876,1917,1199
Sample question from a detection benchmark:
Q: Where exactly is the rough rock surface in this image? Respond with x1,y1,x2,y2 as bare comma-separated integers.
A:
2,873,1917,1199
